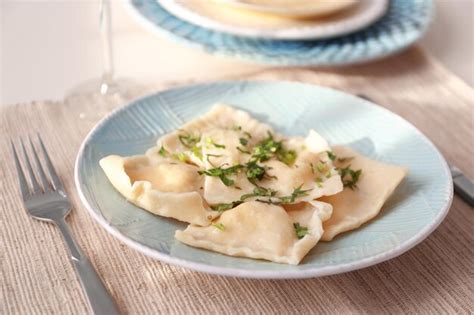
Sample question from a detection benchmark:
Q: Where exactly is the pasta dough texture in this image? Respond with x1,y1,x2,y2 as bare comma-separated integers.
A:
320,146,408,241
176,201,332,265
99,155,218,226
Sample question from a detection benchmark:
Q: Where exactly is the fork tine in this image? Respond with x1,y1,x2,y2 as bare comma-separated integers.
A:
29,136,51,191
20,138,42,193
37,134,63,189
11,140,30,198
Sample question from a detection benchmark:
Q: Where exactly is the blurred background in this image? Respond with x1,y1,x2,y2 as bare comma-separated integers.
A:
1,0,473,105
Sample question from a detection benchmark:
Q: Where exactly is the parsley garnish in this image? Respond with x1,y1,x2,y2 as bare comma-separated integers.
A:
243,131,252,139
210,201,243,212
338,165,362,189
211,223,225,231
191,145,203,160
178,131,200,148
240,186,277,201
245,161,267,184
236,147,251,154
327,151,337,161
277,149,297,166
279,185,312,204
199,159,273,186
239,138,248,146
205,154,222,167
251,132,281,163
205,137,226,149
315,161,326,173
172,152,189,162
158,146,168,157
328,151,362,189
293,223,309,239
198,164,244,186
253,185,311,205
251,132,297,166
315,177,323,188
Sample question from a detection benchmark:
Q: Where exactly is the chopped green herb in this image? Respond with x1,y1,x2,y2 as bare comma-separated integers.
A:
205,154,222,167
279,185,312,204
172,152,189,162
205,137,226,149
310,163,315,174
198,164,244,186
251,132,297,165
198,158,274,186
277,149,297,166
326,171,332,179
240,186,277,201
211,223,225,231
245,161,267,184
158,146,168,157
236,147,251,154
327,151,337,161
191,145,203,160
219,175,234,186
178,131,200,148
316,161,326,173
210,201,243,212
243,131,252,139
232,125,242,131
254,198,280,205
293,223,309,239
251,131,282,163
239,138,248,146
315,177,323,188
338,165,362,189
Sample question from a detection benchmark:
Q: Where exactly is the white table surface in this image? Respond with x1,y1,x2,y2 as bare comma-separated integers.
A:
1,0,473,106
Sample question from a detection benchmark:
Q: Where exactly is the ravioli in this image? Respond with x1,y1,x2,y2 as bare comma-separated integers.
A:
175,201,331,265
320,146,408,241
197,122,343,205
100,104,407,265
99,155,218,226
147,104,273,167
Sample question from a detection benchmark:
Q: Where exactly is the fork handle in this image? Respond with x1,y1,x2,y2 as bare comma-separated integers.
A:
55,217,119,315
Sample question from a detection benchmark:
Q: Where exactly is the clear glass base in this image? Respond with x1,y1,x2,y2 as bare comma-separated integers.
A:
65,77,141,99
65,77,145,122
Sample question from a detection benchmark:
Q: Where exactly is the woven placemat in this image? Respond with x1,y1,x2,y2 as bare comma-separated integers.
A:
1,48,473,314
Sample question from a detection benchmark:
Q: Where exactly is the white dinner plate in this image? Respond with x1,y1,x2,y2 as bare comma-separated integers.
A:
157,0,388,40
216,0,357,18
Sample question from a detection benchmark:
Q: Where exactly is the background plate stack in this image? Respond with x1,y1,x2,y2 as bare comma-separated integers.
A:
126,0,434,66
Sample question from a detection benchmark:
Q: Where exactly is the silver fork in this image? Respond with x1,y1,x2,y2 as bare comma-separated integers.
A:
11,135,119,315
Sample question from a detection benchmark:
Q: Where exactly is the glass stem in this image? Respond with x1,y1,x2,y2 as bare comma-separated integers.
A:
100,0,114,95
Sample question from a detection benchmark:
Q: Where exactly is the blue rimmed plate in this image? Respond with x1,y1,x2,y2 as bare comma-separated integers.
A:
75,81,452,279
124,0,433,66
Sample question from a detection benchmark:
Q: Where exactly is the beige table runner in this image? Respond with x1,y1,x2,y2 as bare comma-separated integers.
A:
1,48,473,314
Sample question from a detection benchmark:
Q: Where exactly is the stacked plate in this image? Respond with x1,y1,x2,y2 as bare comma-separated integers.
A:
125,0,433,66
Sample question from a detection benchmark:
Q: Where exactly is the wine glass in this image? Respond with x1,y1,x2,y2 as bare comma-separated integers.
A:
66,0,141,101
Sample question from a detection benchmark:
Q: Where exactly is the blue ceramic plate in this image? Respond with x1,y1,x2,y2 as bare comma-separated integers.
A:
75,81,452,279
124,0,433,66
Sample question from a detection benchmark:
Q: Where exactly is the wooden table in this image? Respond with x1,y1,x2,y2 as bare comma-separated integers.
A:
1,47,473,314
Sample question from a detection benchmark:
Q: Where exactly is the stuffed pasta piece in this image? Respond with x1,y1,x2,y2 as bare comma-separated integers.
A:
175,200,332,265
99,154,218,226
